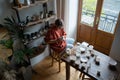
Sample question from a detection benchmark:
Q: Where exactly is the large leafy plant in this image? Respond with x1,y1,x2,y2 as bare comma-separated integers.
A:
0,39,13,49
2,16,24,40
14,48,34,65
0,16,34,66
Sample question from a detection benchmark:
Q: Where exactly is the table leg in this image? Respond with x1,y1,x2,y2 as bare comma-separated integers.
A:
66,62,70,80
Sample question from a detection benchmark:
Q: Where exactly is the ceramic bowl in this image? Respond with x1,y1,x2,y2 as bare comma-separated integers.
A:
80,57,88,63
109,59,117,66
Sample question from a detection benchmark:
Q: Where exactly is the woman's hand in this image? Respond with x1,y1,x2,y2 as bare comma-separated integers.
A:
46,36,65,44
46,39,57,44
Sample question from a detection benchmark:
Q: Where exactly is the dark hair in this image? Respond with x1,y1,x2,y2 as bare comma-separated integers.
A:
55,19,63,27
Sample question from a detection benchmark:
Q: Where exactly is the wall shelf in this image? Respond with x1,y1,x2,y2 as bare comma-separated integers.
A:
23,34,46,45
25,15,56,28
12,0,48,10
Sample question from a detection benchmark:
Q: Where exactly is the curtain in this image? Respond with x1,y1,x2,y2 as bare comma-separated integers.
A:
56,0,78,39
56,0,69,33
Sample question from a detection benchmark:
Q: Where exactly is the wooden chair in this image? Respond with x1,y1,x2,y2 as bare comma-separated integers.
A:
49,38,75,72
49,47,65,72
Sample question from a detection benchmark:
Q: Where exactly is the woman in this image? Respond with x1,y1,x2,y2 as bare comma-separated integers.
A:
44,19,66,53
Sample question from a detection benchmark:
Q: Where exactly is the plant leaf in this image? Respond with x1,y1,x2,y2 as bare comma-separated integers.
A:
4,17,14,24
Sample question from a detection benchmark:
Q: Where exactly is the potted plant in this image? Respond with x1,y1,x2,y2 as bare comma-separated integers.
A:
0,16,34,80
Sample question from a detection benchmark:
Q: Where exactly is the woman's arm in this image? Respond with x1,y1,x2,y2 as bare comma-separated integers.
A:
46,39,57,44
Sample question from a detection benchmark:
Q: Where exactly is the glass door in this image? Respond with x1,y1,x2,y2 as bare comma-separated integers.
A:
94,0,120,54
77,0,120,54
81,0,97,27
98,0,120,34
77,0,98,44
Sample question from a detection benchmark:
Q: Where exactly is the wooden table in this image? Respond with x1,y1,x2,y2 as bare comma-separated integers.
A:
62,48,119,80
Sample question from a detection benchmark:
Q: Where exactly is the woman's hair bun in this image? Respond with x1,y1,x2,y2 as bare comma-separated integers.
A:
55,19,63,27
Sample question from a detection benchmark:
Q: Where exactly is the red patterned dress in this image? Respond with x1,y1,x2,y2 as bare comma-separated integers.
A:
44,25,66,53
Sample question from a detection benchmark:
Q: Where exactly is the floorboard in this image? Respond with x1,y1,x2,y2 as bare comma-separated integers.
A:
32,56,83,80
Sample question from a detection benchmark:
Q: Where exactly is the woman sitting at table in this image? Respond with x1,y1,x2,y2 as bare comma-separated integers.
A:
44,19,67,53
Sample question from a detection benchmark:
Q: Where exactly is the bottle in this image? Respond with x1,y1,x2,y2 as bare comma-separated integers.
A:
24,0,30,6
43,3,48,18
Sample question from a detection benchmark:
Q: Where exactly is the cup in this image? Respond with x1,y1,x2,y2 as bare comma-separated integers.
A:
86,53,91,59
81,63,86,71
90,50,94,57
80,47,85,54
97,71,101,77
95,56,100,65
69,55,76,63
66,48,71,55
88,45,94,52
76,42,81,46
75,52,80,58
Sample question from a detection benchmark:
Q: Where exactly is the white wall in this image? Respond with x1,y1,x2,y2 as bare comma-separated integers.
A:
110,21,120,61
67,0,78,40
0,0,14,24
30,45,49,66
0,0,56,66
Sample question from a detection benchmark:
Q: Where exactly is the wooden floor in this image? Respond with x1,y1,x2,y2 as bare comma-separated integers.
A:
32,56,85,80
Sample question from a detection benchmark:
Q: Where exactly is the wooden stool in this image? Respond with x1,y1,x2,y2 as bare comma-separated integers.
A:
49,48,65,72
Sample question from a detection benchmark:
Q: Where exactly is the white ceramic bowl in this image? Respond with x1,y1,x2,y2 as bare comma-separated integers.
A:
80,47,85,52
80,57,88,63
76,52,80,58
109,59,117,66
70,56,76,61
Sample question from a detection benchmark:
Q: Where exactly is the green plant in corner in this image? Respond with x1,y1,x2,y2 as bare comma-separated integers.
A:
14,48,34,65
0,16,34,67
2,16,24,40
0,39,13,49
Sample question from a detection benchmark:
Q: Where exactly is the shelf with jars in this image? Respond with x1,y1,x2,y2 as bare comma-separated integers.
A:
22,21,50,45
12,0,55,23
25,14,56,28
12,0,48,10
12,0,56,47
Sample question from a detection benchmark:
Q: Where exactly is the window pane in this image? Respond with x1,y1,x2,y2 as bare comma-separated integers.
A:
81,0,97,27
98,0,120,34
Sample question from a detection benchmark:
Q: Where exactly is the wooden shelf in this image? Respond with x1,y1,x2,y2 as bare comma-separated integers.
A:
23,34,45,45
12,0,48,10
26,20,43,27
25,15,56,28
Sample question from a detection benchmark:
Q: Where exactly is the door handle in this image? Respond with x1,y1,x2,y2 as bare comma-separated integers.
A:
96,17,99,25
